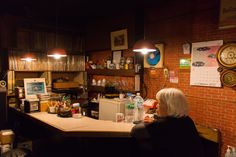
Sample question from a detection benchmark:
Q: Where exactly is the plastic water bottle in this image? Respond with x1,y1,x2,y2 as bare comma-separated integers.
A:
133,92,144,122
125,93,135,123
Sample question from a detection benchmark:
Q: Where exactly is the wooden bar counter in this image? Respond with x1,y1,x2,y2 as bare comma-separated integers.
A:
9,108,134,138
28,111,134,137
9,108,135,157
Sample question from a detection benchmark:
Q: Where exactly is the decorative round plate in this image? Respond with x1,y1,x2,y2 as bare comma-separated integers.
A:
220,70,236,87
217,43,236,68
146,49,160,66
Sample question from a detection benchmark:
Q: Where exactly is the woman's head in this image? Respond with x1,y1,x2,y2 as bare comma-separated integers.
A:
156,88,188,117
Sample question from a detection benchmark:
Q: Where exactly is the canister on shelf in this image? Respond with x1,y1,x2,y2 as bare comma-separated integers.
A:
119,57,125,69
126,57,133,64
128,63,134,69
124,63,129,70
106,58,111,69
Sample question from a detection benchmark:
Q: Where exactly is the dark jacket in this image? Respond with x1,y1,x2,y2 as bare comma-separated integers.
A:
131,116,204,157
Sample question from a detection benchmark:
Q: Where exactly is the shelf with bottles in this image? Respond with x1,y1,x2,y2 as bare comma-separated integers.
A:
86,69,139,76
87,85,105,93
87,77,140,95
87,85,137,94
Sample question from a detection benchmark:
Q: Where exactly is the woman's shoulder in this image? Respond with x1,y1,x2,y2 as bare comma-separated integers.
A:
131,122,150,139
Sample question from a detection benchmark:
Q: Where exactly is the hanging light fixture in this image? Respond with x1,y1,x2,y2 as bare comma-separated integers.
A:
20,52,37,62
47,4,67,59
133,39,156,54
132,9,156,55
47,48,67,59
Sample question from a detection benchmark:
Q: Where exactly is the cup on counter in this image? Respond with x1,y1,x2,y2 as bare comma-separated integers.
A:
49,106,56,113
72,113,82,119
116,113,124,122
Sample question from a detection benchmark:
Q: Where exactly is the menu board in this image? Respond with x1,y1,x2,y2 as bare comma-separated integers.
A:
190,40,223,87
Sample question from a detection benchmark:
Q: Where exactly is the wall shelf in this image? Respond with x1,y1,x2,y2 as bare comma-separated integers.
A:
87,85,105,93
87,69,138,77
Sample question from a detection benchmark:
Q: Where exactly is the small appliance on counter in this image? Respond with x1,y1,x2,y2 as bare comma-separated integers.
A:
24,99,40,113
21,78,47,113
99,98,128,121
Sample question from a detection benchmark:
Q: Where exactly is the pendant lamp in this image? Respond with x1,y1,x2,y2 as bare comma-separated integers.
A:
133,39,156,54
47,5,67,59
20,53,37,62
47,48,67,59
132,9,156,55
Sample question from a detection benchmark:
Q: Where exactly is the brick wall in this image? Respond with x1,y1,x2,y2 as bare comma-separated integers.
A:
86,0,236,156
145,0,236,156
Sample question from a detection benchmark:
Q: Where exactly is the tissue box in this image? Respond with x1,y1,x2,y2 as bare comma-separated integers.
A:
0,130,14,144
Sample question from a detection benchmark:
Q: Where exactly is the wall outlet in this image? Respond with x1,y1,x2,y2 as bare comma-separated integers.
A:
163,68,169,79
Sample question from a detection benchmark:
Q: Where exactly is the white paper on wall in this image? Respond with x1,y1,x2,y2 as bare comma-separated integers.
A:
190,40,223,87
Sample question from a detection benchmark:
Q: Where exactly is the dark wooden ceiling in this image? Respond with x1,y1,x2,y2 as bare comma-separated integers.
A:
1,0,164,23
4,0,165,16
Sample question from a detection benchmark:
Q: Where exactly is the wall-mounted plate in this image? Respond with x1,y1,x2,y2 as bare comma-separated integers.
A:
220,70,236,87
217,43,236,68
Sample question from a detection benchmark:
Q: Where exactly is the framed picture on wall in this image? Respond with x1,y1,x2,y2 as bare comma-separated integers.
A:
219,0,236,29
110,29,128,51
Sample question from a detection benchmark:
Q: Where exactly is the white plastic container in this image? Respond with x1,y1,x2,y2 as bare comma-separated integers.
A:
232,147,236,157
225,145,232,157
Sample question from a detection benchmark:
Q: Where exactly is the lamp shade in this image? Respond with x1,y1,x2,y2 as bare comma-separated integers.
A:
47,48,67,59
20,53,37,62
133,39,156,54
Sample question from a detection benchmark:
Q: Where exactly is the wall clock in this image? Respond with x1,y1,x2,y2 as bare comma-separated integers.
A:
217,43,236,68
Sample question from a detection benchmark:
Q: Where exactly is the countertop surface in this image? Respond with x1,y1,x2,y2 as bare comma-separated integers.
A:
25,111,134,137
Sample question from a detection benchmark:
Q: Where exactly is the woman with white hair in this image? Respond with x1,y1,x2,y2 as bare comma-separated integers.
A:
131,88,204,157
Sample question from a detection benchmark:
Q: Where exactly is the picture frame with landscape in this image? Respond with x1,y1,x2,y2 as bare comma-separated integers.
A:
110,29,128,51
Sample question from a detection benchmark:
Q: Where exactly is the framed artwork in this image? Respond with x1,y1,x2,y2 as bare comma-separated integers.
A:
219,0,236,29
144,43,164,68
110,29,128,50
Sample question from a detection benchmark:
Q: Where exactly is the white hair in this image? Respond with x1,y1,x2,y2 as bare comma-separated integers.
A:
156,88,189,117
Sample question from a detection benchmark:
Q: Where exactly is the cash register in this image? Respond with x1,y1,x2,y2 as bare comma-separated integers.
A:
23,78,47,113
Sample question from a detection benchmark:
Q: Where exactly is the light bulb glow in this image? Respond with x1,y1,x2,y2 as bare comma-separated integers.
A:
21,58,37,62
47,54,67,59
133,48,156,54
